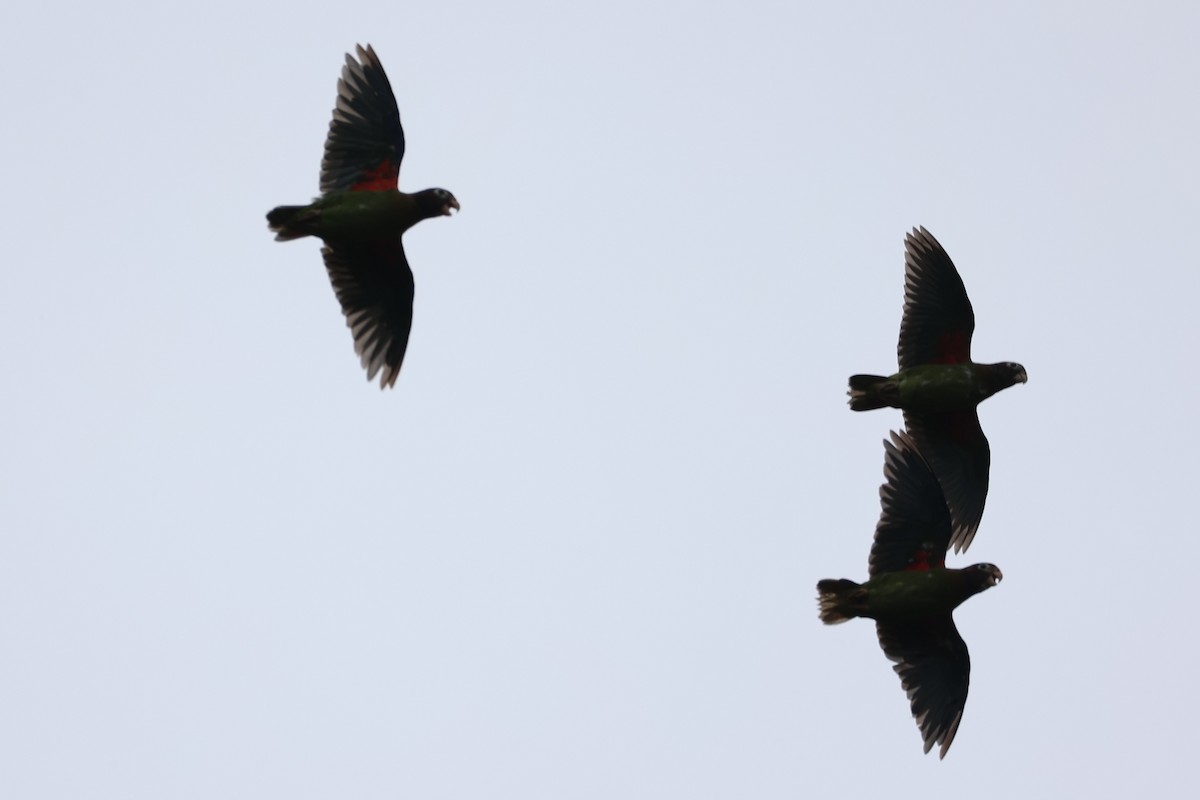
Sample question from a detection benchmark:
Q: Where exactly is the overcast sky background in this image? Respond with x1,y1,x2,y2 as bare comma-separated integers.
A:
3,2,1198,797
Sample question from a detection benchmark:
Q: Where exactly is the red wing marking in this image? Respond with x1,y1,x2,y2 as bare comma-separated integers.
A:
350,161,399,192
904,547,946,571
932,329,970,364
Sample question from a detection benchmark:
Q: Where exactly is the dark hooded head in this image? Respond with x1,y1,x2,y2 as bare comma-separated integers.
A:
964,563,1003,596
414,188,460,220
982,361,1028,396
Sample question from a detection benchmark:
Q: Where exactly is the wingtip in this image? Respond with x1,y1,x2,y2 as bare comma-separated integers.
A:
949,520,979,555
886,428,918,455
907,224,937,244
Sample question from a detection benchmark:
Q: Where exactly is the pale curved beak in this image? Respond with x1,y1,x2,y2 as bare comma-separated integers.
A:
442,198,461,216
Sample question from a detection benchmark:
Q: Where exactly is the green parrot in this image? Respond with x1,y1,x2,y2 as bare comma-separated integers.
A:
267,44,459,388
848,227,1026,551
817,430,1002,758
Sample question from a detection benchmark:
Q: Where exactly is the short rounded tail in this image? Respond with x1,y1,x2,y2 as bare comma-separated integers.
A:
847,374,897,411
266,204,318,241
816,578,864,624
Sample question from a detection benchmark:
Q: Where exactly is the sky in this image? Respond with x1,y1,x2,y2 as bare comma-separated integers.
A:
2,1,1199,797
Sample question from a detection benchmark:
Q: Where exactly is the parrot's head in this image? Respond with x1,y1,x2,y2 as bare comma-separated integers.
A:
967,563,1003,590
415,188,460,219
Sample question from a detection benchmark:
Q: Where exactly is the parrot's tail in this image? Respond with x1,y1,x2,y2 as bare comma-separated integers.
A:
847,374,898,411
816,578,866,624
267,204,319,242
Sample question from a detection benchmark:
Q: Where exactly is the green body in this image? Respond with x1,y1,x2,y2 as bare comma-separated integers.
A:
292,190,418,240
849,361,1024,414
818,566,997,626
859,569,976,622
892,364,989,412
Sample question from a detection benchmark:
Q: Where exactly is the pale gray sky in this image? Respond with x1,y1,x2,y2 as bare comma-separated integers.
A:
3,1,1198,797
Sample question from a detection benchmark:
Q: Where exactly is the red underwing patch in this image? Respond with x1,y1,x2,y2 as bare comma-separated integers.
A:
904,550,933,570
350,161,398,192
933,329,971,363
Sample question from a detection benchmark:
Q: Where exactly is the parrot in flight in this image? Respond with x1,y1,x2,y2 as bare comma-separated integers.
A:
268,44,459,388
849,227,1025,551
817,430,1003,758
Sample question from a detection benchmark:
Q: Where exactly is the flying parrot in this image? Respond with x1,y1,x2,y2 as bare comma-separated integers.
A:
817,430,1003,758
848,227,1026,551
267,44,459,388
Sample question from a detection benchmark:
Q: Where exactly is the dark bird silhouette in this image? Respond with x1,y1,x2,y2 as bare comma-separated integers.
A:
267,44,459,388
848,227,1025,550
817,430,1002,758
